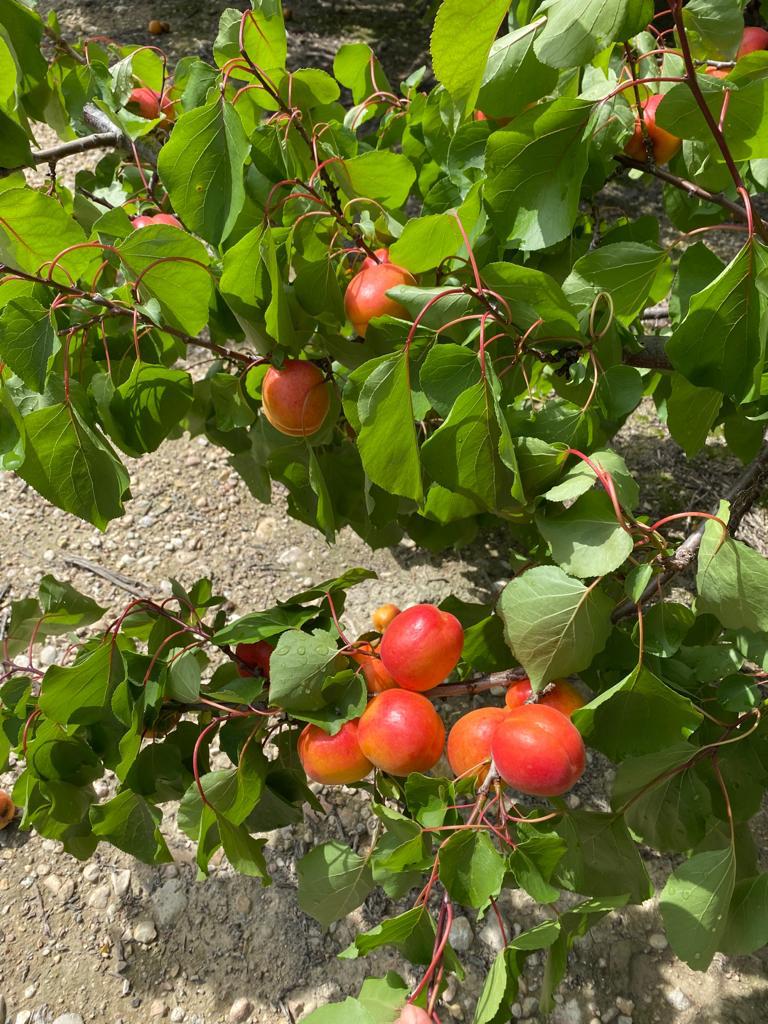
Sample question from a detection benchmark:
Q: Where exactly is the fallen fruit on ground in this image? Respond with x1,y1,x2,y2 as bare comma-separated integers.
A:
344,252,416,335
358,689,445,775
261,360,331,437
380,604,464,691
624,93,681,164
235,640,274,679
492,704,586,797
0,791,15,830
371,602,401,631
447,706,507,781
505,677,586,717
298,720,373,785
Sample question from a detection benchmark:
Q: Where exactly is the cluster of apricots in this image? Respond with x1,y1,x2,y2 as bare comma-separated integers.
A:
271,602,589,799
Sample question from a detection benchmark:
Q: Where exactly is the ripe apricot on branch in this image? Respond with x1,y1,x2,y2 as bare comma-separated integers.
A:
235,640,273,679
344,252,415,336
298,720,373,785
397,1007,433,1024
624,93,680,165
358,689,445,776
132,213,182,229
447,706,507,781
371,603,401,632
261,359,331,437
350,642,398,693
738,26,768,56
380,604,464,691
0,790,15,830
505,677,585,717
128,86,176,121
492,704,586,798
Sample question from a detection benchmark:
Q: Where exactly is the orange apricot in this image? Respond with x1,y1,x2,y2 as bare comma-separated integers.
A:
446,706,507,780
358,689,445,776
298,720,373,785
0,790,16,830
371,603,401,632
624,93,680,165
380,604,464,692
235,640,273,679
504,677,585,717
344,252,415,336
491,704,585,798
350,642,398,693
261,360,331,437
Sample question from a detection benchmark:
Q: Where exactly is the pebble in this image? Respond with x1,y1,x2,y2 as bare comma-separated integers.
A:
149,1000,167,1018
52,1016,85,1024
648,933,668,950
170,1011,185,1023
478,917,505,953
448,916,473,952
15,1013,32,1024
552,999,582,1024
87,884,111,910
132,919,157,944
664,988,691,1012
38,645,59,666
228,998,252,1024
82,863,100,883
22,986,36,1000
58,879,75,902
602,1010,618,1023
42,875,62,896
112,870,132,898
616,999,634,1016
150,879,187,927
522,998,538,1016
617,1017,633,1024
510,1004,523,1019
255,517,277,540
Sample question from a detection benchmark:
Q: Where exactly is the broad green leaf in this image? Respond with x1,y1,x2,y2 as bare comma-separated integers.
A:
284,568,378,603
3,576,105,657
337,152,416,209
358,974,408,1024
697,501,768,632
212,604,316,645
157,96,248,245
498,566,614,689
356,355,423,502
667,240,768,400
485,99,593,249
0,298,58,391
388,215,462,273
340,906,436,965
482,262,581,339
213,3,286,72
439,830,506,907
536,490,634,578
430,0,511,117
477,23,558,119
573,665,702,761
666,373,722,457
543,449,638,509
109,362,194,456
0,188,100,284
18,403,129,528
39,642,124,724
556,811,652,904
563,242,671,324
218,817,270,880
419,343,482,418
90,791,172,864
297,840,374,926
660,847,736,969
534,0,653,68
473,949,518,1024
683,0,743,60
301,1000,373,1024
635,601,694,658
269,628,342,712
719,874,768,956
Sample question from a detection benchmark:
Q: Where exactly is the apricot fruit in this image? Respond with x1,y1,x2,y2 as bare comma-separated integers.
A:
298,720,373,785
350,642,398,693
371,602,401,632
358,689,445,776
235,640,273,679
447,706,507,780
261,359,331,437
128,86,176,122
624,93,680,165
505,677,585,717
361,247,391,270
344,252,415,336
397,1007,433,1024
738,26,768,57
132,213,182,229
491,704,585,798
380,604,464,692
0,790,15,830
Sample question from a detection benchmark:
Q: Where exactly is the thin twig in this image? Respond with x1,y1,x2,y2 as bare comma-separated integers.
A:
62,555,151,599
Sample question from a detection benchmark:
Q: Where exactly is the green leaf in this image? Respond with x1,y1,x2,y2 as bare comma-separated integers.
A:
4,575,105,657
556,811,652,904
90,790,172,864
485,99,593,249
667,240,768,400
563,243,671,324
660,847,736,970
481,262,582,339
109,362,193,456
697,501,768,633
534,0,653,68
358,974,408,1024
355,355,423,502
118,225,213,336
497,566,613,690
473,949,518,1024
430,0,511,117
536,490,634,578
666,373,722,457
0,188,99,284
573,665,702,761
18,403,129,528
719,874,768,956
39,641,124,724
213,2,286,72
340,906,436,964
419,343,482,418
388,214,462,273
212,604,316,645
439,830,506,908
301,1000,374,1024
337,152,416,209
683,0,743,60
0,298,58,391
157,96,248,245
269,628,342,712
218,817,270,880
543,449,638,510
478,23,558,120
635,601,694,657
297,840,374,926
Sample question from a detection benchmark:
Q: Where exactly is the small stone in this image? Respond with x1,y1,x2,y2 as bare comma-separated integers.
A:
448,916,473,952
233,893,252,915
52,1016,85,1024
589,1018,601,1024
228,998,252,1024
15,1013,32,1024
648,933,668,951
552,999,582,1024
58,879,75,901
478,917,505,954
522,998,539,1016
615,999,633,1016
149,1000,167,1018
170,1011,185,1023
132,919,157,944
448,1006,463,1021
601,1010,618,1024
255,517,277,541
23,986,36,1000
38,645,59,666
617,1017,632,1024
664,989,691,1012
510,1004,523,1020
112,870,132,898
277,546,304,567
82,863,100,883
42,875,62,896
88,884,111,910
150,879,187,927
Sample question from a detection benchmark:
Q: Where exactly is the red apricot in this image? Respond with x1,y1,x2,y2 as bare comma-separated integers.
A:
344,253,416,336
358,689,445,776
380,604,464,692
261,359,331,437
705,65,730,79
397,1007,433,1024
350,642,398,693
298,720,373,785
472,109,512,126
371,602,401,632
505,677,585,717
624,93,681,165
361,247,391,270
491,704,585,798
738,26,768,57
447,706,507,780
0,790,16,830
235,640,273,679
132,213,182,229
128,86,176,122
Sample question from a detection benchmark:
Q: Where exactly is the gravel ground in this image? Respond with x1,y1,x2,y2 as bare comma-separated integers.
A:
2,3,768,1023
